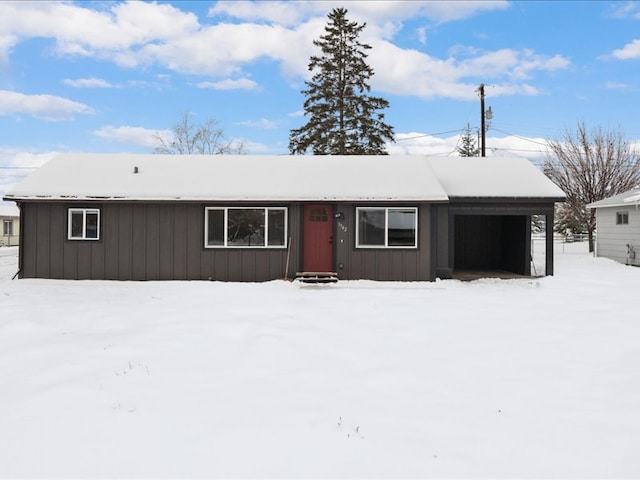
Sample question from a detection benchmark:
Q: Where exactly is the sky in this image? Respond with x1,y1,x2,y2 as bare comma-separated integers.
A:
1,0,640,202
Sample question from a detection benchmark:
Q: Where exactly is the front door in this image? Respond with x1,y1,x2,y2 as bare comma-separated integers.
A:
303,204,334,272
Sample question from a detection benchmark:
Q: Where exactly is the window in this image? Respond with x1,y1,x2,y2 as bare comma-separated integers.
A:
356,207,417,248
2,220,12,236
205,207,287,248
68,208,100,240
616,211,629,225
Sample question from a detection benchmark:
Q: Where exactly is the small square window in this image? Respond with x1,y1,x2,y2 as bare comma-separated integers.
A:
68,208,100,240
616,211,629,225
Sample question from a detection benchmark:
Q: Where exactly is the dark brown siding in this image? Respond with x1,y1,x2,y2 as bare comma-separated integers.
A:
20,202,301,281
335,203,434,281
433,204,451,279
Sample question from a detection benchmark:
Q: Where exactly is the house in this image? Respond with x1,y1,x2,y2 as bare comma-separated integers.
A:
588,187,640,266
3,154,565,281
0,204,20,247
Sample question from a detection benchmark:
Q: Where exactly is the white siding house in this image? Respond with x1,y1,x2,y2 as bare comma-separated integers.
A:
0,204,20,247
588,187,640,266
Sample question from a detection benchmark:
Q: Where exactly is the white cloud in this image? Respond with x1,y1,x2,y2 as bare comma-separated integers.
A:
388,132,460,156
0,34,17,63
608,1,640,19
609,39,640,60
209,1,509,26
239,140,272,154
238,118,280,130
93,126,167,149
0,1,563,101
0,1,199,62
606,81,631,89
0,90,94,121
369,41,569,100
0,149,57,199
63,77,114,88
197,78,258,90
416,27,427,45
0,149,55,169
387,131,551,164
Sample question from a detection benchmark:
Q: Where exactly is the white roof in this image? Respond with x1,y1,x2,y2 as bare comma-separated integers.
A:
587,187,640,209
4,153,565,203
0,205,19,217
426,157,566,200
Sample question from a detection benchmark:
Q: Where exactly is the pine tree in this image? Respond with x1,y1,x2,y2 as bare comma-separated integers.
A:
457,124,479,157
289,8,394,155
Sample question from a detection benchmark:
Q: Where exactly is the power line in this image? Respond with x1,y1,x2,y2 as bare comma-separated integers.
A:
490,128,549,147
395,128,466,142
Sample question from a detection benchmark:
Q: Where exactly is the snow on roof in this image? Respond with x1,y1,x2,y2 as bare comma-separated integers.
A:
426,157,566,200
4,153,565,203
0,204,19,217
587,187,640,209
4,153,449,202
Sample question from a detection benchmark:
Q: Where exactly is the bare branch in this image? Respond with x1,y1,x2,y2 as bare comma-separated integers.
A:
153,111,244,155
544,123,640,251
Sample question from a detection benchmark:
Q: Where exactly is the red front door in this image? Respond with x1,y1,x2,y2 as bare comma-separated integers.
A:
303,204,334,272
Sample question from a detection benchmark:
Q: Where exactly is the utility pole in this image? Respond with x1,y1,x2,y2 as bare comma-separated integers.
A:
477,83,492,157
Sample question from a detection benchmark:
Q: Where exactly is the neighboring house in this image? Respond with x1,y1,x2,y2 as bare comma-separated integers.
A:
3,154,565,281
0,204,20,247
588,187,640,266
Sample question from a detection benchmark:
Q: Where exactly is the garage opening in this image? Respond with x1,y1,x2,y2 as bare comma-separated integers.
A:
453,215,531,279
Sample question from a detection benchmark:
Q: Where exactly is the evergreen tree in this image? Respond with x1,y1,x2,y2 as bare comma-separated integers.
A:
457,124,479,157
289,8,394,155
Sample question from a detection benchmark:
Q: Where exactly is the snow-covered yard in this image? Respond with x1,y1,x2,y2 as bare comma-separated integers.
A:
0,243,639,478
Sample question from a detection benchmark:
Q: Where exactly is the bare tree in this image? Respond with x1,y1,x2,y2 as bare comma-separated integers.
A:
544,123,640,252
154,112,244,155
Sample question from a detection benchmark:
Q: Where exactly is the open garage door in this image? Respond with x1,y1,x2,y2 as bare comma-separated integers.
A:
454,214,531,277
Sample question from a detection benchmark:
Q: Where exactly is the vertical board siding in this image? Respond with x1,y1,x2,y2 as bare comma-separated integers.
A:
186,206,202,280
24,201,428,281
49,204,65,279
131,205,146,280
434,205,451,278
172,204,187,280
104,206,119,280
158,207,174,280
145,205,160,280
22,203,37,277
117,205,133,280
34,204,51,278
335,203,433,281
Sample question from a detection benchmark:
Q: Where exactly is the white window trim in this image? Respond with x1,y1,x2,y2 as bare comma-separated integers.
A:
68,208,100,240
2,220,12,236
355,206,418,249
616,211,629,225
204,207,288,249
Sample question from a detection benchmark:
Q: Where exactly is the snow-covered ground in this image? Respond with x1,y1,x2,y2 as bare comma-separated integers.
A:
1,243,639,478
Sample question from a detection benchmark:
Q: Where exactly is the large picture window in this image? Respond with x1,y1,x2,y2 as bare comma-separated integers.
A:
68,208,100,240
356,207,418,248
205,207,287,248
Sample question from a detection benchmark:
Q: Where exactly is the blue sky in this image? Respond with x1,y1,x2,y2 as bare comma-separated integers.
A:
1,0,640,201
